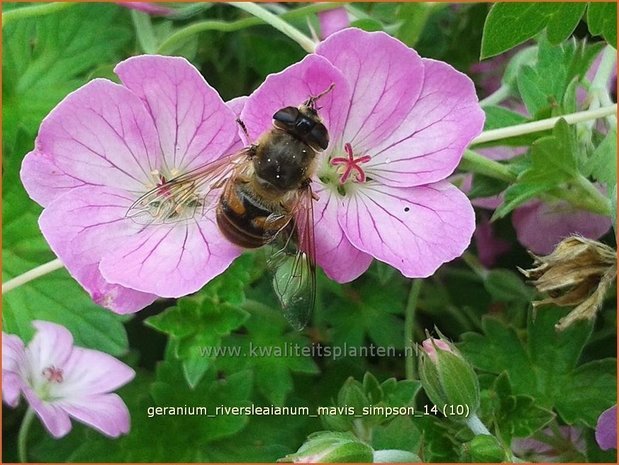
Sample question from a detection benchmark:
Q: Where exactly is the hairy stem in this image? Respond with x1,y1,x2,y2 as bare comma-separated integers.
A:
465,413,492,436
479,84,512,107
460,150,516,182
472,104,617,144
2,259,64,294
2,2,76,25
404,280,423,380
18,408,36,463
229,2,316,53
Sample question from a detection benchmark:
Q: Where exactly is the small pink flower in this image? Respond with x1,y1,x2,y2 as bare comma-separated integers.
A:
420,337,453,363
21,56,242,313
2,321,135,438
317,7,350,39
512,426,586,461
117,2,175,16
241,28,484,281
596,405,617,451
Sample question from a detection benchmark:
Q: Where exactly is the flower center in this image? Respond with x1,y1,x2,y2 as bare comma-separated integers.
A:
330,143,371,184
42,365,64,383
131,169,203,223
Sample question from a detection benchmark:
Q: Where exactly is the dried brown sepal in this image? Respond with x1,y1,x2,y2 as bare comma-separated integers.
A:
518,236,617,331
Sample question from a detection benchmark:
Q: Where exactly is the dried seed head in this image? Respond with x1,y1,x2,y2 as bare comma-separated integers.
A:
519,236,616,331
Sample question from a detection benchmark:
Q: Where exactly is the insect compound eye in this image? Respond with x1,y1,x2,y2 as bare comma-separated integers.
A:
308,123,329,150
295,117,314,135
273,107,299,126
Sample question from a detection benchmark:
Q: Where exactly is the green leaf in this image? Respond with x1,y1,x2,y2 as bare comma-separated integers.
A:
587,3,617,48
2,3,131,145
216,307,319,405
468,174,508,200
483,269,534,303
461,308,616,427
481,3,586,58
516,37,604,118
585,129,617,189
494,119,579,219
146,297,249,388
395,3,435,47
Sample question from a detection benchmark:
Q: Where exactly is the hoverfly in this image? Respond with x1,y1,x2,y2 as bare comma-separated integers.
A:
127,85,335,329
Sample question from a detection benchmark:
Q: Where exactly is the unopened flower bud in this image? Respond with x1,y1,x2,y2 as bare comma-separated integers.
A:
278,431,373,463
464,434,507,462
519,236,616,330
418,336,480,417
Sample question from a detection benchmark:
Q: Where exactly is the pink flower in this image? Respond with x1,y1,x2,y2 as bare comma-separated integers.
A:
596,405,617,451
2,321,135,438
317,8,350,39
21,56,242,313
117,2,175,16
512,426,585,462
473,215,511,267
241,28,484,281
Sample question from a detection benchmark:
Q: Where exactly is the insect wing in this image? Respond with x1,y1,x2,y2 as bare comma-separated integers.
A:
271,185,317,330
126,149,252,225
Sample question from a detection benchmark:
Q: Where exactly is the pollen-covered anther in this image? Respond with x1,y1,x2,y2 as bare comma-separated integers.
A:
330,143,371,184
42,365,64,383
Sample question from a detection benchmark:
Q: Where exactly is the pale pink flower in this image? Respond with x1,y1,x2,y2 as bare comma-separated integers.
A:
596,405,617,451
118,2,174,16
512,426,586,462
21,56,242,313
2,321,135,438
317,7,350,39
241,28,484,281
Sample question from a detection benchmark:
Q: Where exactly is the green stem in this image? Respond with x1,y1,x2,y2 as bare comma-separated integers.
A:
460,150,516,182
158,2,340,54
465,413,491,435
2,258,64,294
472,104,617,145
229,2,316,53
2,2,76,25
404,280,423,380
18,408,36,463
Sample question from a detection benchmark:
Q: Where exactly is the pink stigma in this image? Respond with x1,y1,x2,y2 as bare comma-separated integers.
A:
42,365,64,383
330,143,371,184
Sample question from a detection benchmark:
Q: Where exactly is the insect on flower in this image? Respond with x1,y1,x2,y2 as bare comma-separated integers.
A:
126,85,336,330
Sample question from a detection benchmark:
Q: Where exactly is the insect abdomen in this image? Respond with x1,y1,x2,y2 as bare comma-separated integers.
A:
217,182,289,249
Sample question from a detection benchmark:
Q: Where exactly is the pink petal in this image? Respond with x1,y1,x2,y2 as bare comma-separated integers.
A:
26,321,74,376
21,79,162,207
56,347,135,398
226,96,249,150
596,405,617,451
2,332,26,407
474,216,511,268
118,2,174,16
512,200,612,254
318,8,350,39
59,393,130,438
316,28,424,153
367,59,485,187
39,186,158,313
23,386,72,438
313,185,373,282
114,55,238,172
99,214,243,297
240,54,351,147
341,181,475,277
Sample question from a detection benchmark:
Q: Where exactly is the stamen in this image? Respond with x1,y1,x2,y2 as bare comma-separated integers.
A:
330,143,372,184
42,365,64,383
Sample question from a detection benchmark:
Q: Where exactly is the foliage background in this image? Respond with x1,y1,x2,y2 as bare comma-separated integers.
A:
2,2,617,462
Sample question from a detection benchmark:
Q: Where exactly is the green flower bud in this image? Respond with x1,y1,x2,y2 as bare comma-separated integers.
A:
279,431,373,463
464,434,506,462
418,337,480,418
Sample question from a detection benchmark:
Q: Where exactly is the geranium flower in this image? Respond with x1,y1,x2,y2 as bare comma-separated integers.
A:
596,405,617,451
317,7,350,39
21,56,242,313
2,321,135,438
241,28,484,281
